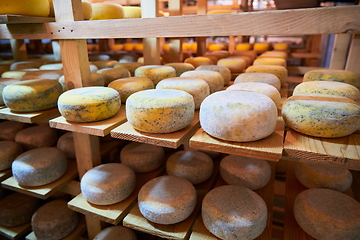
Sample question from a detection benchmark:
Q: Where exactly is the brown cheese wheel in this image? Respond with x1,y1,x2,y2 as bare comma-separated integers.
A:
0,140,23,171
15,125,58,150
0,121,28,141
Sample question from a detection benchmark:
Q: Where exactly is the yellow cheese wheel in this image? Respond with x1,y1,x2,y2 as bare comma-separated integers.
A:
217,57,246,73
282,95,360,138
58,86,121,123
180,70,224,93
165,63,195,77
253,57,287,67
126,89,195,133
123,6,141,18
97,67,131,86
303,69,358,87
273,42,290,51
227,55,252,67
113,62,143,76
90,3,124,20
196,65,231,86
246,65,287,87
208,43,227,51
235,43,253,51
135,65,176,85
10,61,43,71
232,50,258,62
234,72,281,91
0,79,20,105
184,57,213,68
258,51,288,60
253,42,271,53
0,0,50,17
108,77,154,103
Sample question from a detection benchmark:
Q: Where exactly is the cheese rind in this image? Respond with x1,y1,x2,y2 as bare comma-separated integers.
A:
97,67,131,86
184,57,213,68
0,121,28,141
180,70,224,93
217,58,246,73
196,65,231,86
15,125,58,150
113,62,143,76
0,141,23,171
165,62,195,77
90,3,124,20
253,57,287,67
0,79,20,105
0,0,50,17
135,65,176,85
234,72,281,91
246,65,287,86
303,69,358,87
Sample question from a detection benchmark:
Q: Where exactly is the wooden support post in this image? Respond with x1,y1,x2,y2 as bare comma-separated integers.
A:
345,34,360,81
228,35,236,54
169,0,183,62
51,41,62,61
329,34,351,69
10,39,27,61
196,0,207,56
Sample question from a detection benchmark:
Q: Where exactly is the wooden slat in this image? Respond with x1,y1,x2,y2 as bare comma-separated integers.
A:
0,169,11,182
0,223,31,240
10,39,27,62
329,34,352,70
1,6,359,40
110,111,200,149
189,117,284,162
283,129,360,170
0,107,60,124
68,167,164,225
49,106,127,137
345,34,360,80
0,15,54,24
1,160,78,199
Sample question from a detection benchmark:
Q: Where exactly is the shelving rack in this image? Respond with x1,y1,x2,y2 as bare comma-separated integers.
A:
0,1,359,239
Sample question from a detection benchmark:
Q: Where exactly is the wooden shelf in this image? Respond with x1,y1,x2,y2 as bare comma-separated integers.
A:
0,169,11,182
189,117,285,162
49,106,127,137
0,223,31,240
0,15,55,24
68,167,165,225
0,107,60,124
111,111,200,149
1,160,78,199
283,129,360,171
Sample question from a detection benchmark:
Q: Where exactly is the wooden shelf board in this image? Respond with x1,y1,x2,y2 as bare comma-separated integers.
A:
0,169,11,182
0,223,31,240
189,117,285,162
1,160,78,199
110,111,200,149
49,106,126,137
68,167,165,225
0,15,55,24
0,107,60,124
283,129,360,170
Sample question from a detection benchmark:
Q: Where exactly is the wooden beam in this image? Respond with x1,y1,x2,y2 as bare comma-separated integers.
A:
196,0,207,56
168,0,183,62
345,34,360,80
10,39,27,61
329,34,351,69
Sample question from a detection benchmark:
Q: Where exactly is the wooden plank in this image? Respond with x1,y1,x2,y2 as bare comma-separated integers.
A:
0,15,54,24
49,106,127,137
0,223,31,240
283,129,360,171
0,169,11,182
345,34,360,80
68,167,164,225
168,0,183,63
110,111,200,149
287,66,322,76
0,107,60,124
329,34,351,70
189,117,284,162
1,160,78,199
1,6,359,39
10,39,27,62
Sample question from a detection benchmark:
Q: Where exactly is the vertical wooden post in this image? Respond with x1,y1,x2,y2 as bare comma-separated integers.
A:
329,34,351,70
345,34,360,82
196,0,207,56
10,39,27,61
51,41,62,61
169,0,183,62
228,36,236,54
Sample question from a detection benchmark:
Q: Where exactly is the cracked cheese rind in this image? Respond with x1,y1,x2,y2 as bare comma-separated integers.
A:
126,89,195,133
282,95,360,138
3,79,63,112
180,70,224,94
303,69,358,87
135,65,176,85
200,90,278,142
245,65,287,87
58,86,120,123
196,65,231,86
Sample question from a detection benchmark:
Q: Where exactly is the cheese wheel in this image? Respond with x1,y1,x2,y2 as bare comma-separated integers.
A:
294,188,360,240
90,3,124,20
138,175,197,224
114,62,143,76
246,65,287,87
0,192,41,227
220,155,271,190
3,79,63,112
58,86,121,123
57,132,76,160
39,63,63,70
12,147,67,187
217,57,246,73
165,62,195,77
97,67,131,86
227,55,252,67
180,70,224,93
0,120,28,141
0,141,23,171
22,70,63,81
207,50,231,59
94,226,137,240
81,163,136,205
235,43,253,51
208,43,227,51
273,42,290,51
253,57,287,67
89,54,110,61
282,95,360,138
196,65,231,86
184,57,213,68
10,61,43,70
303,69,358,87
135,65,176,85
166,150,213,184
156,77,210,109
59,72,105,91
32,199,79,240
123,6,142,18
126,89,195,133
124,43,135,51
293,81,360,103
0,0,50,17
200,90,277,142
15,125,58,150
120,142,165,173
91,60,118,69
108,77,154,103
258,51,288,59
183,145,221,159
253,42,271,54
295,162,352,192
202,185,267,240
0,78,20,105
226,82,281,107
234,72,281,91
1,70,27,80
119,54,141,64
232,50,258,62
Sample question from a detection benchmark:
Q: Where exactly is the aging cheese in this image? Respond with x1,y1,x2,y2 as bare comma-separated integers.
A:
196,65,231,86
235,43,253,51
156,77,210,109
246,65,288,87
234,72,281,91
135,65,176,85
90,3,124,20
253,57,287,67
258,51,288,59
81,163,136,205
184,57,213,68
282,95,360,138
0,0,50,17
39,63,63,70
1,70,27,80
57,132,76,160
0,120,28,141
200,90,277,142
113,62,143,76
0,78,20,105
10,61,43,70
59,72,105,91
0,141,23,171
94,226,137,240
15,125,58,150
217,57,246,73
126,89,195,133
232,50,258,62
123,6,142,18
22,70,63,81
253,42,271,54
97,67,131,86
180,70,224,93
165,62,195,77
303,69,358,87
91,60,118,69
3,79,63,112
58,86,121,123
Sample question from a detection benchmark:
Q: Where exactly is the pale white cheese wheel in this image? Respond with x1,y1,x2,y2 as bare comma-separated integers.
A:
180,70,224,93
135,65,176,85
126,89,195,133
94,225,137,240
0,120,28,141
138,175,197,224
295,162,352,192
0,140,23,171
120,142,165,173
12,147,67,187
81,163,136,205
32,199,79,240
57,132,76,160
0,78,20,105
245,65,288,87
15,125,58,150
294,188,360,240
196,65,232,86
97,67,131,86
200,90,277,142
166,150,213,184
202,185,267,240
220,155,271,190
227,82,281,107
165,62,195,77
156,77,210,109
39,63,63,70
234,72,281,91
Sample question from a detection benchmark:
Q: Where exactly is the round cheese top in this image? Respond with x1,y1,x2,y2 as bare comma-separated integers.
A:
58,86,119,105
